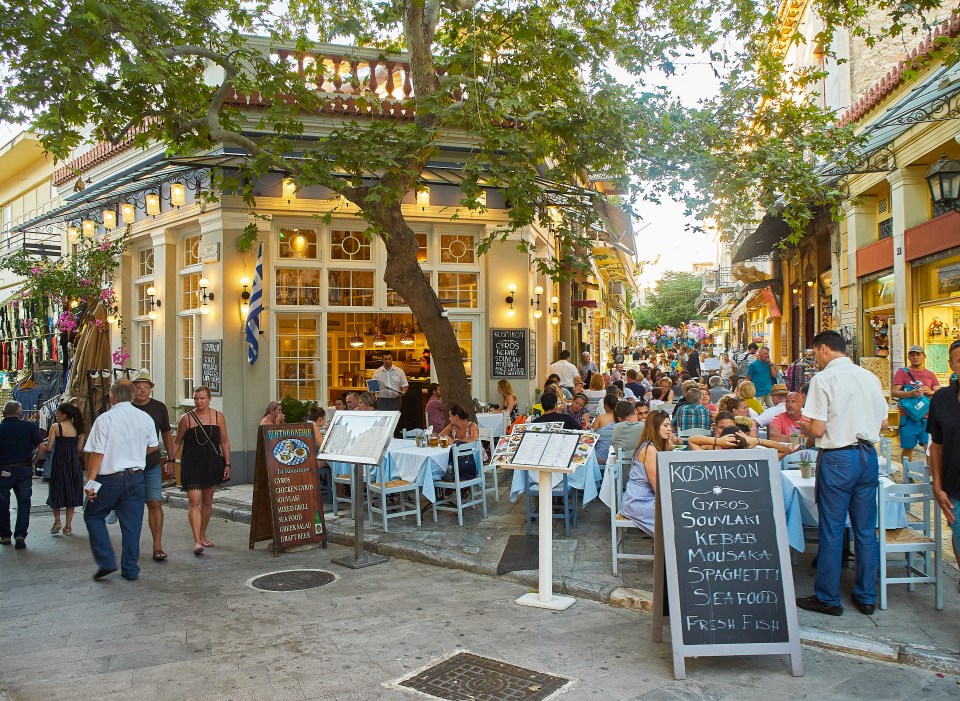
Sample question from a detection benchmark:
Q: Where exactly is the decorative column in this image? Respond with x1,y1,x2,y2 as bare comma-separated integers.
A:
150,230,177,408
887,166,929,344
841,198,876,343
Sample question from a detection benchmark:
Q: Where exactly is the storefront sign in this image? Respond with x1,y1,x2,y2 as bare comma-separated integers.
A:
201,339,222,396
491,328,528,378
652,449,802,679
249,425,327,555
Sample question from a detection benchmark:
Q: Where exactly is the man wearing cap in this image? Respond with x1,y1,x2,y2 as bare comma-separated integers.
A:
893,345,940,464
746,346,778,407
755,384,790,427
132,371,176,562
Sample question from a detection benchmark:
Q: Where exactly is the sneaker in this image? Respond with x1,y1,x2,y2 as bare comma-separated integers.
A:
851,597,875,615
796,595,843,616
0,536,10,545
14,537,26,550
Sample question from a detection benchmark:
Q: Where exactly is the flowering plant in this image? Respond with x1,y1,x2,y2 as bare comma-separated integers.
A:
798,450,814,468
112,346,131,367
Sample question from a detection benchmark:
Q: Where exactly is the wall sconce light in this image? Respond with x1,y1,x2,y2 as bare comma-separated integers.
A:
239,276,251,319
146,286,161,320
82,219,96,238
806,279,815,287
791,285,800,294
146,193,161,216
416,186,430,209
505,283,517,317
102,209,117,230
477,189,487,207
106,312,121,326
121,202,136,224
531,285,543,319
349,332,365,348
549,295,561,325
67,224,80,244
282,177,297,202
170,182,186,208
289,230,308,253
198,277,214,314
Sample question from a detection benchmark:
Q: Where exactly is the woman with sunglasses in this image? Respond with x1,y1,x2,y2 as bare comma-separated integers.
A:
618,409,673,533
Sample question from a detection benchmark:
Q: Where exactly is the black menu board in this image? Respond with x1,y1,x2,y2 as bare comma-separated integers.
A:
652,449,802,679
491,328,528,379
201,339,222,396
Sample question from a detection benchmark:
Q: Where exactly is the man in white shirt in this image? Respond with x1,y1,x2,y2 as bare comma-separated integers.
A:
546,349,581,393
796,330,888,617
755,384,790,427
372,352,408,412
83,380,160,581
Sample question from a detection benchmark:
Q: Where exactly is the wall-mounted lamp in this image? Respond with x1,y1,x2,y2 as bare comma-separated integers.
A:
67,224,80,244
416,186,430,209
82,219,96,238
806,279,815,288
477,189,487,208
146,285,161,320
170,182,186,208
505,283,517,317
289,230,308,253
282,177,298,202
103,209,117,230
549,295,561,325
531,285,544,319
146,193,161,216
121,202,136,224
791,285,800,295
239,276,251,319
198,278,214,314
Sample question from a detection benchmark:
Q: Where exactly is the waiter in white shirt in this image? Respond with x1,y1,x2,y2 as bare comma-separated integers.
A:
83,380,160,581
373,352,408,412
795,330,888,617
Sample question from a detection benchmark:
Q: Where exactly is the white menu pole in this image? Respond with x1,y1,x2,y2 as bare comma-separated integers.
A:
514,465,576,610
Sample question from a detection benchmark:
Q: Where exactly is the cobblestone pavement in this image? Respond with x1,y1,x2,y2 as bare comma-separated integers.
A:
2,509,960,701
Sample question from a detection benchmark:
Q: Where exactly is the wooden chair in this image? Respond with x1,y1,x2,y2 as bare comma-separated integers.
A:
366,461,422,532
878,481,943,610
524,471,577,537
902,459,930,485
878,436,893,475
610,448,654,575
433,441,487,526
332,464,356,518
477,426,499,503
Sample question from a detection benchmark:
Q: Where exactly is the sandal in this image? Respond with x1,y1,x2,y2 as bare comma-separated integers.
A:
192,545,204,556
152,549,168,561
51,521,62,535
62,526,72,536
199,540,215,548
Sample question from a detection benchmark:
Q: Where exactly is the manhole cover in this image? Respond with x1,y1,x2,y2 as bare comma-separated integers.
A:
388,651,574,701
247,569,336,592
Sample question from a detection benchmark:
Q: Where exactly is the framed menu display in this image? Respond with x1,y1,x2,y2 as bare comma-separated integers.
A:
491,423,597,473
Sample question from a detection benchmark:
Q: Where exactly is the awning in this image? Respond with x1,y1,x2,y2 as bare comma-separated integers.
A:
572,299,598,308
732,214,791,264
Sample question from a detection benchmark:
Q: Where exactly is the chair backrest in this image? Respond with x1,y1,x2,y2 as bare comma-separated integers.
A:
659,403,675,414
450,440,482,483
402,428,423,439
878,480,938,534
902,459,930,484
614,447,632,508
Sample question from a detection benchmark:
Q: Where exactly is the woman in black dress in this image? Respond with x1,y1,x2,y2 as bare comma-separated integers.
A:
45,403,85,535
170,386,231,555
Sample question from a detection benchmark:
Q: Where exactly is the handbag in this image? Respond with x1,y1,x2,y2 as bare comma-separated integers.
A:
897,369,931,422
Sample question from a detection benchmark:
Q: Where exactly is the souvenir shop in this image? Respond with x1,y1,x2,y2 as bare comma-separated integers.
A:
912,248,960,384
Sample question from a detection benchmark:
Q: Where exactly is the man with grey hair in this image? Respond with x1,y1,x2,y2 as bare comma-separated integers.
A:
83,380,159,581
0,400,46,549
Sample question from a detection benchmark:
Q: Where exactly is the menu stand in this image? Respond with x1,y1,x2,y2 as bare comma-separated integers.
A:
331,462,390,569
513,463,577,610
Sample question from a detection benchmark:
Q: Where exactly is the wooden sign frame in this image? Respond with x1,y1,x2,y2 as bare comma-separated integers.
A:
249,424,327,556
490,328,528,379
651,448,803,679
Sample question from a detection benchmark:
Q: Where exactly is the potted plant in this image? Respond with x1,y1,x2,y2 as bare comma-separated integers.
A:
798,450,815,479
789,427,801,448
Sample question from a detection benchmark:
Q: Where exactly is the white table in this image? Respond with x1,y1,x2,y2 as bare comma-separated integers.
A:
476,412,508,438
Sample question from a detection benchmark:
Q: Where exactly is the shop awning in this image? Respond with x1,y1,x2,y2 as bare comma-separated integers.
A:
732,214,791,264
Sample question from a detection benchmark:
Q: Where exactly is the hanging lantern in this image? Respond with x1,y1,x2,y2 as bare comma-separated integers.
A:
416,186,430,208
170,182,186,207
146,193,160,216
121,202,136,223
67,225,80,244
282,177,297,201
349,333,364,348
400,330,415,346
103,209,117,230
82,219,96,238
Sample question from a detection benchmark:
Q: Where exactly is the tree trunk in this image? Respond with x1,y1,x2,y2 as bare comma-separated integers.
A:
375,203,475,419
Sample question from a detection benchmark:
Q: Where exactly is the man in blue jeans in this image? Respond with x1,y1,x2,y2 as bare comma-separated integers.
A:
0,400,47,549
796,330,888,616
83,380,159,581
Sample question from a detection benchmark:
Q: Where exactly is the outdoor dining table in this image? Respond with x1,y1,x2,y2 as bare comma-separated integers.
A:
780,470,908,553
476,412,507,438
508,453,602,507
781,447,891,474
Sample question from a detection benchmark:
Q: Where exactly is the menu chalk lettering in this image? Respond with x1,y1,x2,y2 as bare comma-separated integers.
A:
491,328,528,379
200,339,222,396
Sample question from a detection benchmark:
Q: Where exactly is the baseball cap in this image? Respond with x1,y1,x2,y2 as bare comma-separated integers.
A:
908,345,924,354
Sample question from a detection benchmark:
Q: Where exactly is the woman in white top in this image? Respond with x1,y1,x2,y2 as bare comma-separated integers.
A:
584,373,607,415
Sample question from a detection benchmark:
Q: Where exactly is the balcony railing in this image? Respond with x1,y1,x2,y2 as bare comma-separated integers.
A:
0,229,63,260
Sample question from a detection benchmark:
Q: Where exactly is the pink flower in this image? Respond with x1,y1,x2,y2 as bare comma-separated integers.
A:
100,288,116,304
30,267,42,274
99,240,112,251
94,318,106,331
112,346,131,366
80,277,91,286
56,311,78,334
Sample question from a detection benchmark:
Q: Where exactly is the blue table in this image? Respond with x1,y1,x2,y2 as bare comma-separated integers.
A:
508,454,602,506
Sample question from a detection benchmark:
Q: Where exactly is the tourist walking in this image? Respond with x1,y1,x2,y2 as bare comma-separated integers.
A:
45,403,85,537
170,386,231,556
746,346,777,407
796,330,888,617
82,380,160,580
892,345,939,463
0,400,46,549
132,371,176,562
546,349,581,394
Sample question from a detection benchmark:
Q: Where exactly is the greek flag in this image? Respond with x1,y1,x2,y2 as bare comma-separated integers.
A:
245,242,263,366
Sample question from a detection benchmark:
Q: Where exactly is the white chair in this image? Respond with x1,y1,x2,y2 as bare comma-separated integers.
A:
659,402,675,415
402,428,423,440
477,426,499,502
366,463,422,533
877,436,893,475
677,428,712,439
902,459,930,485
433,441,487,526
878,480,943,610
332,465,356,519
610,448,653,575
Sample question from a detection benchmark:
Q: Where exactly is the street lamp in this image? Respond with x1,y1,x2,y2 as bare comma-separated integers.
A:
925,154,960,213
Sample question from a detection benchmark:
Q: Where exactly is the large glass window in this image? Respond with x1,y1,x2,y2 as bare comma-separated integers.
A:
440,231,477,264
437,272,479,308
182,272,201,311
181,315,196,399
279,227,319,259
276,315,320,401
276,268,322,305
330,229,371,261
328,270,374,306
138,248,155,277
136,283,153,318
138,323,152,372
183,235,201,267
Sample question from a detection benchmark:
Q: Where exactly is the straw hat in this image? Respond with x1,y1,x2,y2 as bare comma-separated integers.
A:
131,370,155,387
770,383,789,396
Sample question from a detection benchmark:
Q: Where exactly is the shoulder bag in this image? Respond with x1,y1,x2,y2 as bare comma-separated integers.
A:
897,369,931,422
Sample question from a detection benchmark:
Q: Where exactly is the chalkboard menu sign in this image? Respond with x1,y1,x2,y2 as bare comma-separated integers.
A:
652,449,802,679
248,425,327,555
491,328,528,379
201,339,222,396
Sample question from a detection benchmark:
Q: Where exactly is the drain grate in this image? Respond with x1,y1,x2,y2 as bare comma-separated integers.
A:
248,569,335,592
391,651,573,701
